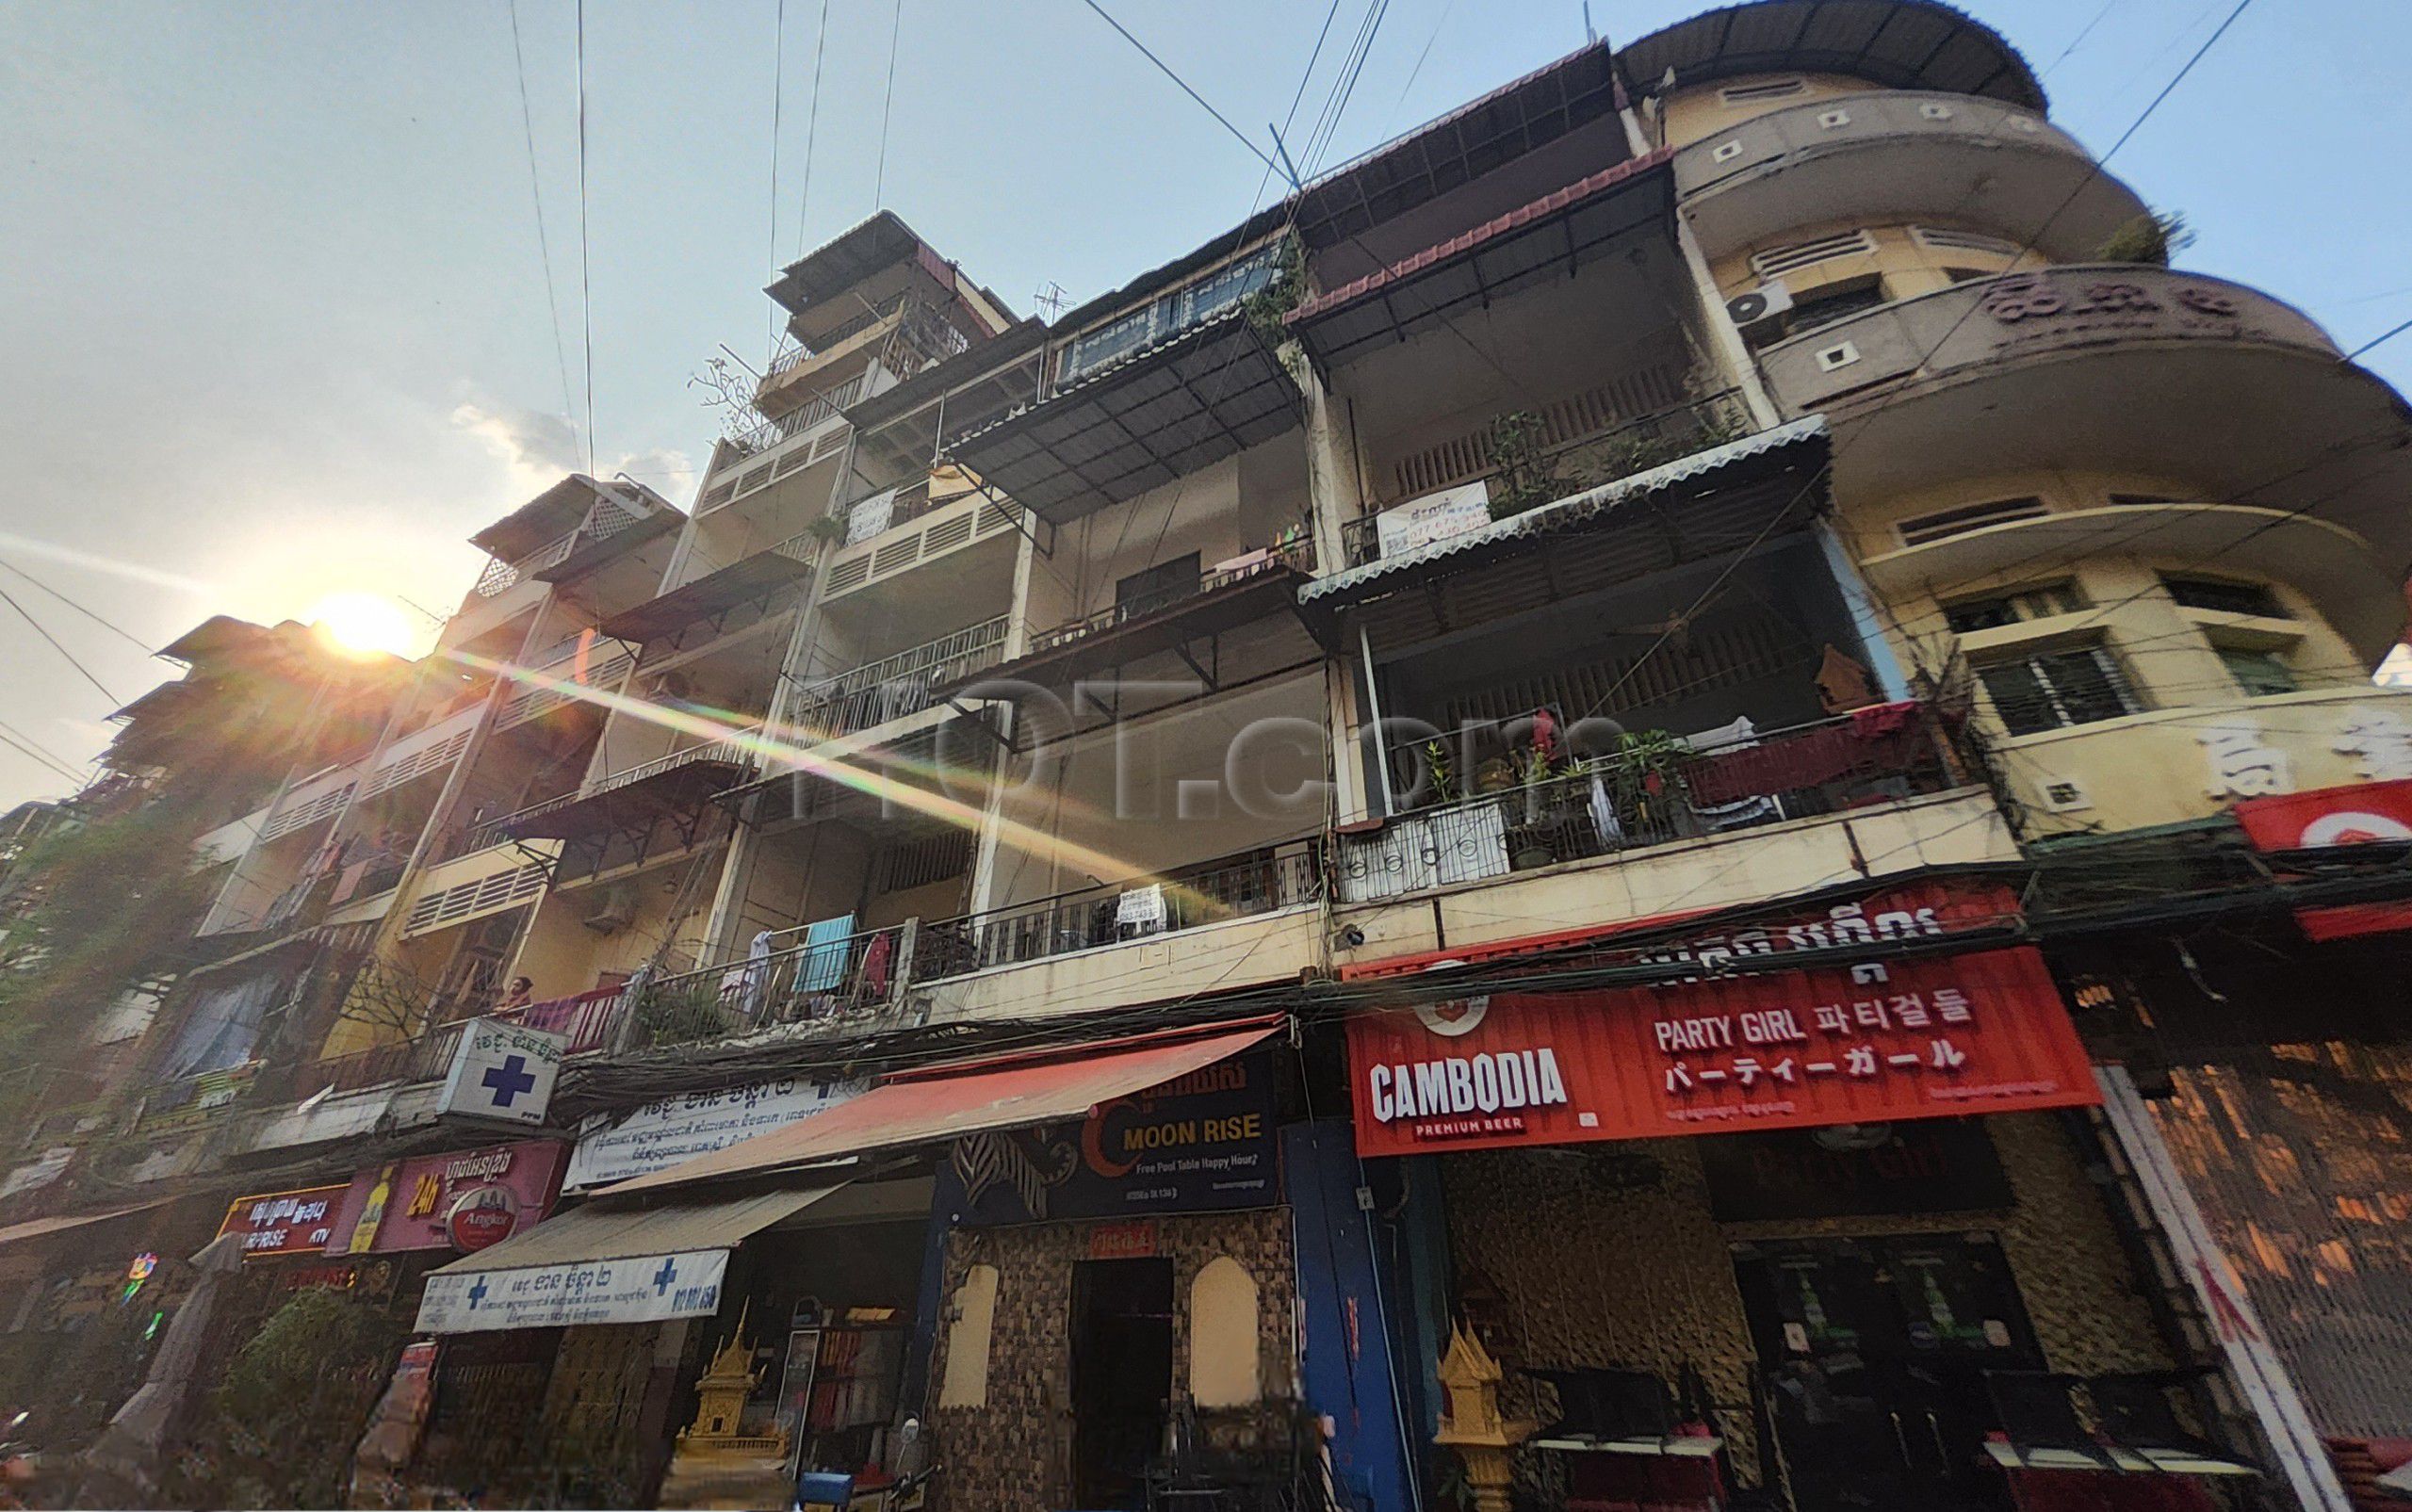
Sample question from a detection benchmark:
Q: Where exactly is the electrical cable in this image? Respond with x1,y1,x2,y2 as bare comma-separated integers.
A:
507,0,579,425
0,582,121,705
576,0,596,474
0,724,84,786
0,559,157,657
794,0,829,259
766,0,790,364
1074,0,1282,175
873,0,904,209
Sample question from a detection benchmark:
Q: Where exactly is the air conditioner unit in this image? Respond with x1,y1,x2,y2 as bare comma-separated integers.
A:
1725,281,1793,344
582,885,636,934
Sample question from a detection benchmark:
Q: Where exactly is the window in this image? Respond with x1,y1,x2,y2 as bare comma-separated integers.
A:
2107,493,2179,507
2162,575,2287,619
1787,276,1889,334
1896,496,2048,547
2217,645,2298,698
1719,76,1808,104
1974,646,2140,736
1942,267,1994,284
1116,552,1202,619
1943,581,2085,634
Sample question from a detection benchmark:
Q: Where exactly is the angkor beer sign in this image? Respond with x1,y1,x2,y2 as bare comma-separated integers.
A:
1345,888,2098,1157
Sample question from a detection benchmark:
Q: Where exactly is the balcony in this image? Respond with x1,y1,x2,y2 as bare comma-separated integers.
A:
599,922,914,1052
817,485,1028,610
1341,391,1752,567
598,532,818,661
790,616,1011,746
495,633,639,730
696,371,868,512
950,296,1303,528
1671,90,2142,264
497,723,762,841
1753,268,2412,554
757,295,970,415
920,845,1319,977
1341,706,1969,902
473,477,681,598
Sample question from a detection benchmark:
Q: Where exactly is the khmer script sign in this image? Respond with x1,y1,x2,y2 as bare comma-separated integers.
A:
563,1076,866,1191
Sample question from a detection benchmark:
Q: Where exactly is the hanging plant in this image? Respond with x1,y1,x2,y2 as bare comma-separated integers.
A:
1485,410,1562,519
1241,232,1308,350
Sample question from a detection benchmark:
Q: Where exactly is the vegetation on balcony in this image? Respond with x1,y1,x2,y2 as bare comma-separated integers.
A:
2094,209,2193,268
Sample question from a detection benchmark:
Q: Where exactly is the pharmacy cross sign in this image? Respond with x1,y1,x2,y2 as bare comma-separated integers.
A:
481,1056,537,1108
465,1278,490,1309
652,1258,679,1295
437,1018,566,1128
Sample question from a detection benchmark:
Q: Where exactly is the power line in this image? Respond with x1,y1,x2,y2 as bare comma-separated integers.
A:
576,0,596,474
874,0,904,208
0,560,155,657
506,0,578,424
2342,312,2412,364
0,720,84,786
0,584,121,705
1074,0,1282,175
766,0,790,364
794,0,829,260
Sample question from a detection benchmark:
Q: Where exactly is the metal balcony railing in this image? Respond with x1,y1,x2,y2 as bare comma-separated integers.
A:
788,617,1012,743
1341,390,1754,567
719,370,872,462
915,842,1322,981
1340,705,1970,902
475,494,653,598
486,722,764,837
1026,538,1314,657
600,922,912,1050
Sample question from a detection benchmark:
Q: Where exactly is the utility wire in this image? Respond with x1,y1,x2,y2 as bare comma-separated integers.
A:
874,0,904,208
0,584,121,705
0,560,155,657
2342,312,2412,364
794,0,829,260
0,722,84,786
507,0,578,424
576,0,596,474
766,0,790,363
1074,0,1282,174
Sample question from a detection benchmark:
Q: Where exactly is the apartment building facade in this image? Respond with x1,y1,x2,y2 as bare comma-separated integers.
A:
7,4,2412,1508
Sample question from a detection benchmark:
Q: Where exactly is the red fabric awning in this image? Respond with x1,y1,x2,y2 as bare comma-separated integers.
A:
601,1021,1282,1195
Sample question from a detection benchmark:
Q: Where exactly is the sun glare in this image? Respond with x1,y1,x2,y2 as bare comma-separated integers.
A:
307,591,416,658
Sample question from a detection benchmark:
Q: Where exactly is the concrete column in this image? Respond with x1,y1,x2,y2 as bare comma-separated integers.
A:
1296,352,1366,573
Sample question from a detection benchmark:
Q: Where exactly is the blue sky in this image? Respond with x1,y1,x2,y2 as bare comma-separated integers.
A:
3,0,2408,807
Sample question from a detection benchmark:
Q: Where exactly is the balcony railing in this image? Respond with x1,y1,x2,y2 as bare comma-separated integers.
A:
603,923,912,1050
492,722,765,837
916,842,1322,981
718,369,872,463
475,494,653,598
1027,537,1315,657
1338,705,1968,902
788,617,1012,743
1342,390,1754,567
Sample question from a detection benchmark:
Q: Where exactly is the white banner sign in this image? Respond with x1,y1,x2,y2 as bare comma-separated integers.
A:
1375,480,1491,558
438,1018,567,1128
416,1247,729,1334
563,1076,865,1191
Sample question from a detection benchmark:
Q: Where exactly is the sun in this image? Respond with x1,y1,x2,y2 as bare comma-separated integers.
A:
307,592,416,658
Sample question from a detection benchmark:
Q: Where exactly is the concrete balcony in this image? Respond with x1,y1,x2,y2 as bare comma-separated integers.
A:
1757,268,2412,558
816,485,1027,612
1988,684,2412,837
1674,89,2143,264
916,844,1325,1024
1332,708,2012,967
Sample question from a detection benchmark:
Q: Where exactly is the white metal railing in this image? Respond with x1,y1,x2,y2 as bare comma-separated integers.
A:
474,495,653,598
489,722,765,836
722,370,870,459
788,616,1011,742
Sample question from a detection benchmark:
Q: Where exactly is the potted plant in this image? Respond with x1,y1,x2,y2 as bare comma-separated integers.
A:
1603,728,1692,842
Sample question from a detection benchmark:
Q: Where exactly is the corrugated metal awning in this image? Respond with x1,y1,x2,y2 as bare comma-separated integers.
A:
0,1201,163,1252
427,1185,846,1277
602,1021,1282,1196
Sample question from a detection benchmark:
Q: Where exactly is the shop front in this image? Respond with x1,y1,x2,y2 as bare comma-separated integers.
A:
582,1016,1365,1512
1345,884,2259,1512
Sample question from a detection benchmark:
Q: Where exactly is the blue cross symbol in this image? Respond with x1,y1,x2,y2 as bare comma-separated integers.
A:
481,1054,538,1109
651,1258,679,1295
465,1278,490,1309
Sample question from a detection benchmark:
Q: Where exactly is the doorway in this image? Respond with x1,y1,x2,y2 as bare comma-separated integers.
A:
1732,1233,2044,1511
1069,1257,1174,1509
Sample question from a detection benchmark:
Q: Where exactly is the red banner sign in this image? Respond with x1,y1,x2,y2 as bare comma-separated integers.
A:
2234,777,2412,940
219,1184,351,1260
1345,941,2097,1158
323,1139,566,1257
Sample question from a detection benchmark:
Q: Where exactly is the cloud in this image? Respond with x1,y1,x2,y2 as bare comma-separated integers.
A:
449,400,582,480
0,528,220,595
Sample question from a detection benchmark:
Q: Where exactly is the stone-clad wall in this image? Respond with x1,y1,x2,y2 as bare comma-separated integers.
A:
925,1208,1296,1512
1440,1113,2172,1490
